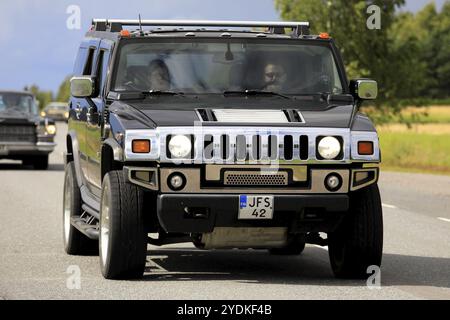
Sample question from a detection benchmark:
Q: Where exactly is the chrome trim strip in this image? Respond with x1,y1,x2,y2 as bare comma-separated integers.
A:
350,168,379,191
350,131,380,161
212,109,289,123
125,166,159,191
125,126,377,164
93,19,310,28
160,168,350,194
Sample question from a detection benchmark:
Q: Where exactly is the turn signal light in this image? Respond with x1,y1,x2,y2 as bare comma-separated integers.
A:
120,30,131,37
132,140,151,153
358,141,374,155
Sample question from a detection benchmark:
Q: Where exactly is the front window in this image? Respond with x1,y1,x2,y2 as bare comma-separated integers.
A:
113,40,343,95
0,93,37,114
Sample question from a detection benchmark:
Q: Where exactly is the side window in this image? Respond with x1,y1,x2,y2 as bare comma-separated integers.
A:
83,47,96,76
94,50,106,97
73,47,87,76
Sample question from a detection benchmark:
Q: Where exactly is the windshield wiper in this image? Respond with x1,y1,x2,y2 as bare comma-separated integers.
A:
223,90,290,99
144,90,185,96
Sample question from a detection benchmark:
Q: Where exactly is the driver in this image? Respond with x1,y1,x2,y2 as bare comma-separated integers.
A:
148,59,171,91
262,62,287,92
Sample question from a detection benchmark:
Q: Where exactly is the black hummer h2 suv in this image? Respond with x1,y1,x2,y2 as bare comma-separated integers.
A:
0,91,56,169
63,19,383,280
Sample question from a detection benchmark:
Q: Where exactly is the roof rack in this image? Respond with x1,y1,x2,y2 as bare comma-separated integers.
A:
91,19,311,36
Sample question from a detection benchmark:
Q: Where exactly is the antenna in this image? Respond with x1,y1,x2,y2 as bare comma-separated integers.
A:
138,14,144,35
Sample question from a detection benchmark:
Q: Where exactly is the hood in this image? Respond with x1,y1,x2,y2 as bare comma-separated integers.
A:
112,95,356,129
0,109,38,124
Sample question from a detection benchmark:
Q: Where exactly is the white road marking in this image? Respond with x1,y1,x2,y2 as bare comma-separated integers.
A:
382,203,397,209
438,217,450,223
314,245,328,251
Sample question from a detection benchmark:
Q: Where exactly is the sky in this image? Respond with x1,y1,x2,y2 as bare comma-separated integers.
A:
0,0,446,94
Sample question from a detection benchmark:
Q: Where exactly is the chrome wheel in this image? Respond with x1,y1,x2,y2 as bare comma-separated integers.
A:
100,183,110,267
63,173,71,245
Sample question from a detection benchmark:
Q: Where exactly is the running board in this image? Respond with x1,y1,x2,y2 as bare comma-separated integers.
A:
71,217,99,240
82,203,100,220
148,234,192,246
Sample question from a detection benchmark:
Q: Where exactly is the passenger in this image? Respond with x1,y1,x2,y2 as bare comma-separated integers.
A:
262,62,287,92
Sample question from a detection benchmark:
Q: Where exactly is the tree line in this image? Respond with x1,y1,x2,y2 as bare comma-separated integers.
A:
275,0,450,120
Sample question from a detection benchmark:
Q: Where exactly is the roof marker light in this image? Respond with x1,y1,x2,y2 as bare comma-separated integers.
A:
319,32,330,39
120,30,131,37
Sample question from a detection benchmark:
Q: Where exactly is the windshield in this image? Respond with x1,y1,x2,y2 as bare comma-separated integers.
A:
113,40,343,95
0,93,38,114
46,104,67,110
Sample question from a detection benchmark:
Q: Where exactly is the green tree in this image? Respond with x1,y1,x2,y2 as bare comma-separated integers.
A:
392,1,450,100
424,1,450,98
274,0,432,123
26,85,53,111
56,75,72,102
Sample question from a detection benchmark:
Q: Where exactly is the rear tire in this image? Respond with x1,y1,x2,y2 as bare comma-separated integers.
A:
99,170,147,280
328,184,383,279
63,162,98,255
269,234,306,255
33,155,49,170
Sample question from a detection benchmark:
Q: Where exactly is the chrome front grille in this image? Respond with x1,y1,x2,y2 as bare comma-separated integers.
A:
224,171,288,186
200,133,309,162
0,124,36,143
124,127,355,163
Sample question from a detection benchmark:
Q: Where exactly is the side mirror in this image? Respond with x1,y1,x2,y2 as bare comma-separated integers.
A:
70,76,95,98
350,79,378,100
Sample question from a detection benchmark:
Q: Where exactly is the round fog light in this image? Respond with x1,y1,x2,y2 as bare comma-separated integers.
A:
168,173,186,191
325,174,342,191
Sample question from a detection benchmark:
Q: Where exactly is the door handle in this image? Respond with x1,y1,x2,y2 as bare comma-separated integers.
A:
87,105,99,124
74,103,82,114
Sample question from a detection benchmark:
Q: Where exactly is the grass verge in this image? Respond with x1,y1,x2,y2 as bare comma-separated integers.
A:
378,129,450,175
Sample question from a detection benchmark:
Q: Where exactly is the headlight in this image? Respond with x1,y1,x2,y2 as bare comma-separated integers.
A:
40,111,46,117
168,135,192,158
46,124,57,135
64,111,69,119
318,136,341,160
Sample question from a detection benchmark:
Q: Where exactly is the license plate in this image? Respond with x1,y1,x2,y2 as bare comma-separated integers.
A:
238,195,274,220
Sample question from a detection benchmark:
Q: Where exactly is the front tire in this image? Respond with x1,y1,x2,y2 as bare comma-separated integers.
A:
99,170,148,280
63,162,98,255
328,184,383,279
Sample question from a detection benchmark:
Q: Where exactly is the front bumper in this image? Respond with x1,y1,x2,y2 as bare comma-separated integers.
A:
0,142,56,156
46,114,68,121
157,194,349,234
125,164,379,194
124,164,378,234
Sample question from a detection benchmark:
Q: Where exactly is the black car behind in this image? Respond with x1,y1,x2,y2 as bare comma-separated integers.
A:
0,91,56,169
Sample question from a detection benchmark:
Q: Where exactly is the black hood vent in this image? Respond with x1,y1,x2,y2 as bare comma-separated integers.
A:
283,110,305,123
197,108,217,122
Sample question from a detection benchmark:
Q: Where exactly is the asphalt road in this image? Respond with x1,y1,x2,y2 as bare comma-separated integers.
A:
0,122,449,300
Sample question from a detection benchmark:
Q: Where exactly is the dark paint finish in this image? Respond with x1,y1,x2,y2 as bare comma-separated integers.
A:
67,27,378,207
108,96,373,130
